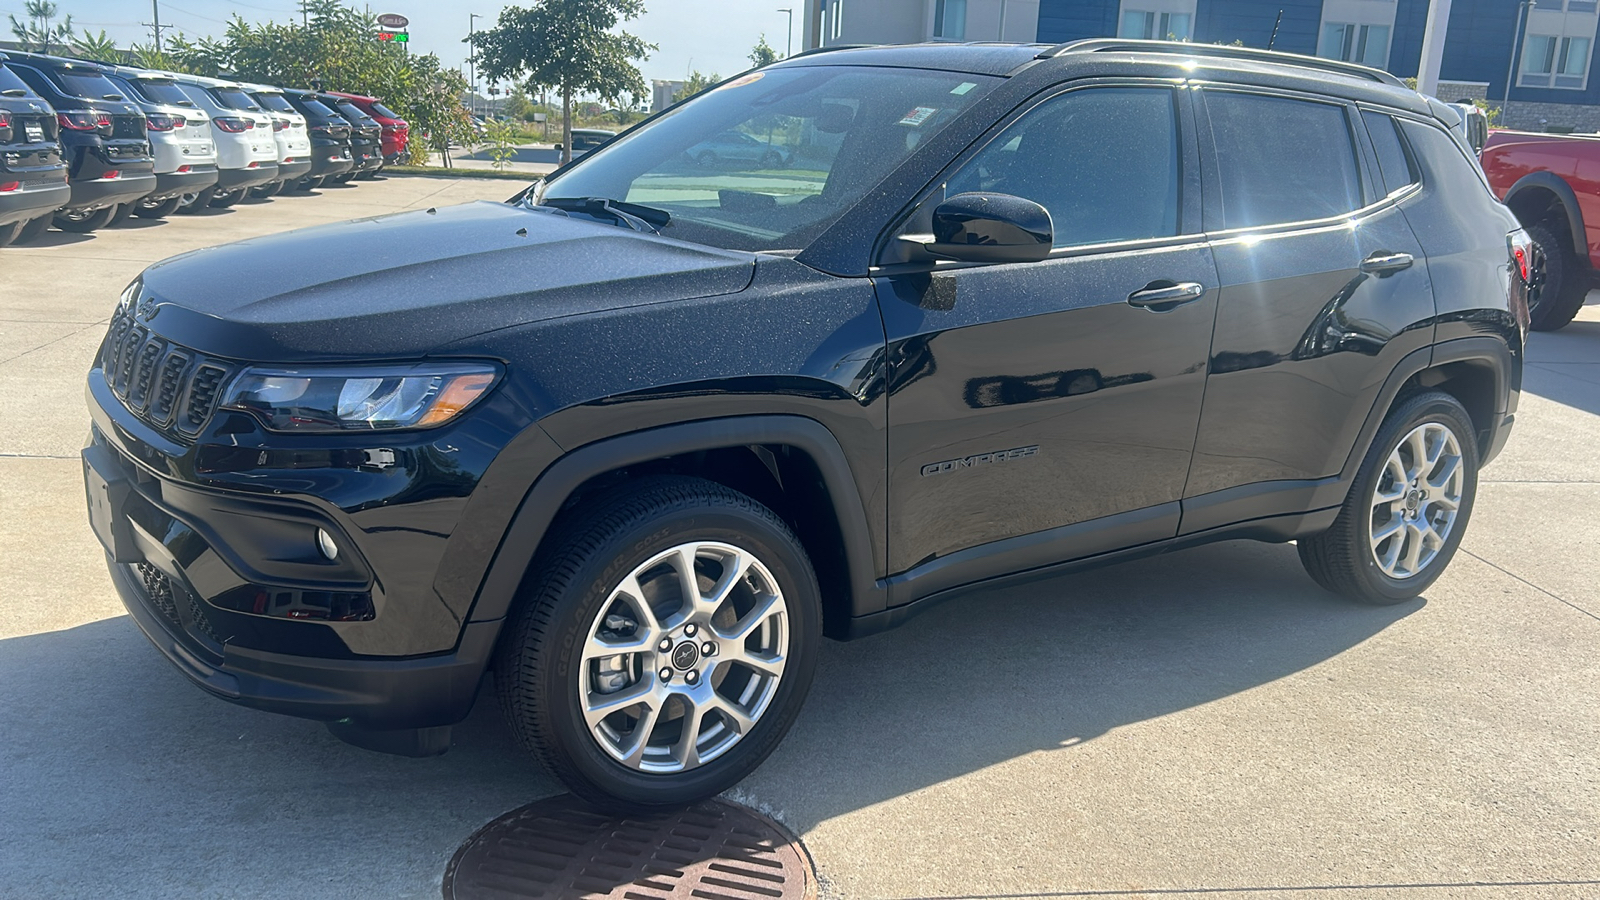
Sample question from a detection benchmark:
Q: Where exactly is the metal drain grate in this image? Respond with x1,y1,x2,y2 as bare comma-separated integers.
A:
442,795,815,900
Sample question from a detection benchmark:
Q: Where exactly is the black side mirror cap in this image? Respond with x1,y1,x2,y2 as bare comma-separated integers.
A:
925,192,1053,264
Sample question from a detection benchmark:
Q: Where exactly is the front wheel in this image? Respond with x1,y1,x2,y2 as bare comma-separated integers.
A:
1299,391,1479,604
1526,222,1590,331
495,476,821,809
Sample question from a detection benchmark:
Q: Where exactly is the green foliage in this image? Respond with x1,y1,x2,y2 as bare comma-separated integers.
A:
749,35,780,68
471,0,654,163
8,1,73,53
678,70,719,102
70,29,122,64
504,84,534,121
165,32,233,77
128,43,184,72
483,118,521,170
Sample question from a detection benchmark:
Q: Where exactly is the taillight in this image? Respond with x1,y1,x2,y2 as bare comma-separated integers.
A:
1508,227,1537,332
1509,228,1535,284
0,181,19,192
272,118,288,132
58,110,112,132
0,111,11,143
214,117,250,133
145,113,183,132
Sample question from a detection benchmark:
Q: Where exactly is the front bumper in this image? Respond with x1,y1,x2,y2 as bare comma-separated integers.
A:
85,434,496,730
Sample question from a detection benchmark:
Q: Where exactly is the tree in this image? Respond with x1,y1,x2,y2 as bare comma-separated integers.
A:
504,84,533,121
71,29,123,64
8,1,73,53
749,35,779,68
676,70,719,103
129,43,183,72
471,0,655,164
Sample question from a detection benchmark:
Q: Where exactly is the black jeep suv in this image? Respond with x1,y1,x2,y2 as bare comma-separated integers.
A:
84,41,1530,808
0,52,70,246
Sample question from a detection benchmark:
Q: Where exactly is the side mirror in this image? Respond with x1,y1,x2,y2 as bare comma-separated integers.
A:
925,192,1053,263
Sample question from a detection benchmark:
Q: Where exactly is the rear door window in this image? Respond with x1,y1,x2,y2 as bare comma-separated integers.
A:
945,87,1182,248
1362,111,1419,196
1204,91,1364,229
0,64,35,96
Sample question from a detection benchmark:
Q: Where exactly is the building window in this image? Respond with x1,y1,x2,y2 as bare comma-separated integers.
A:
1119,9,1191,41
1318,22,1391,68
1522,34,1592,89
933,0,966,40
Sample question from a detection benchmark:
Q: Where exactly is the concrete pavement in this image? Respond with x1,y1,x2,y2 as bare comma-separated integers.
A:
0,177,1596,898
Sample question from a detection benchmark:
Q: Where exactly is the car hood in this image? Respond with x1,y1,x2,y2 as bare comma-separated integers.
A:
136,200,757,360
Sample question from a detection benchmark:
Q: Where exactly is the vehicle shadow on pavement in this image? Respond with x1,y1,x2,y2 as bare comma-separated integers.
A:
0,540,1411,896
1524,319,1600,417
743,539,1418,833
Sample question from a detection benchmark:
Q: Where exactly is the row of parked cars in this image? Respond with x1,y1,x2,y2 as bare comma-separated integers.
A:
0,50,411,246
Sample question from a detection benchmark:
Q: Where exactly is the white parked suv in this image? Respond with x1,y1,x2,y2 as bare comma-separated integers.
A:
105,67,219,216
172,75,278,207
242,83,312,197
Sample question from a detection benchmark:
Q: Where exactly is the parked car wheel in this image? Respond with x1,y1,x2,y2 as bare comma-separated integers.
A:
134,196,184,219
495,476,821,809
209,189,244,209
297,176,324,191
333,172,356,184
1525,222,1589,331
1298,391,1479,605
107,203,135,227
176,187,217,214
250,181,284,199
15,215,50,243
53,206,117,233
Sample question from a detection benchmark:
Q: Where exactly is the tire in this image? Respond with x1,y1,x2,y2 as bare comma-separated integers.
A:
303,176,325,190
107,203,135,226
53,205,116,233
176,186,217,214
495,475,821,809
250,180,283,198
134,196,183,219
16,215,50,242
334,172,355,183
208,189,242,208
1526,221,1589,332
1298,390,1479,604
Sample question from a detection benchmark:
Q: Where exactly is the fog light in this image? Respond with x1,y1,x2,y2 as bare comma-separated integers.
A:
317,528,339,560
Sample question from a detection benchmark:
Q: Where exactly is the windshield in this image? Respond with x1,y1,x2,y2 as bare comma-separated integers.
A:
255,93,294,112
370,101,400,120
129,77,194,106
211,88,261,111
541,65,998,252
0,65,33,95
53,68,124,100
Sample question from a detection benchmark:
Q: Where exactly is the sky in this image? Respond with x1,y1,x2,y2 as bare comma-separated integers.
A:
1,0,798,89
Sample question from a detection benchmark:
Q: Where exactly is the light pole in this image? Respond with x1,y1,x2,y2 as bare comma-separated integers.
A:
776,8,793,58
1505,0,1536,126
468,12,483,118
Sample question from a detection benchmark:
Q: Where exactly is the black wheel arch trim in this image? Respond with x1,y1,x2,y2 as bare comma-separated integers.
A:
465,415,886,631
1505,171,1588,263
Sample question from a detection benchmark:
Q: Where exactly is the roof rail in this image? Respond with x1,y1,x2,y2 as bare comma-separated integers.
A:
1036,38,1408,88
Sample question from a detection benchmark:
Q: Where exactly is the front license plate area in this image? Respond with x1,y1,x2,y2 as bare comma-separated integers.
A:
82,445,136,562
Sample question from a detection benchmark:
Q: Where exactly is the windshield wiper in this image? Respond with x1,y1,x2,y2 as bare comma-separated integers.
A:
536,196,671,234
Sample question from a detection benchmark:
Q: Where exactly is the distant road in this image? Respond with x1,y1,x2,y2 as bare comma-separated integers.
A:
456,147,565,164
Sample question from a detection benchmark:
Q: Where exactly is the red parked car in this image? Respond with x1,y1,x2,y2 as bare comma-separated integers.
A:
1480,129,1600,331
328,91,408,164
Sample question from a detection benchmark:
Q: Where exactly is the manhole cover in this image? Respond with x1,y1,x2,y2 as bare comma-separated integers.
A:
443,795,816,900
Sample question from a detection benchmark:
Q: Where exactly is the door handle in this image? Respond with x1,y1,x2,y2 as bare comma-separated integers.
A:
1359,251,1414,275
1127,281,1206,311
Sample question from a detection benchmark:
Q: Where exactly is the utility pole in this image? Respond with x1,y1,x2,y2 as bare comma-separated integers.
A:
1416,0,1456,97
468,13,483,118
142,0,172,52
776,8,793,57
1504,0,1536,124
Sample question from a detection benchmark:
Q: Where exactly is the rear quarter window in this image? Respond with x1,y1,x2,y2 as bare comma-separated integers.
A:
1362,111,1419,196
1205,91,1364,229
0,64,34,95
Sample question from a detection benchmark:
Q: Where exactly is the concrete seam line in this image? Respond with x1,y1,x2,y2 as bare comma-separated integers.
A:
1460,548,1600,624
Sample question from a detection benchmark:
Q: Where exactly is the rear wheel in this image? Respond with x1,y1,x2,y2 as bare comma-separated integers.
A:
134,196,183,219
301,175,325,191
1299,391,1479,604
495,476,821,809
53,205,117,233
208,189,243,208
1526,221,1590,331
16,215,50,242
250,180,284,198
107,203,135,226
176,186,217,214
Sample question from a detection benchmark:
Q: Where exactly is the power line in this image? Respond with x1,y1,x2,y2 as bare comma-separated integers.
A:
142,0,172,52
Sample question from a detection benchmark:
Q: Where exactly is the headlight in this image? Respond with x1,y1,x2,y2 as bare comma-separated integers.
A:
219,362,499,433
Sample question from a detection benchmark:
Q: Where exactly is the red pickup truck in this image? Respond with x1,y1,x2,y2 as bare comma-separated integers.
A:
1481,130,1600,330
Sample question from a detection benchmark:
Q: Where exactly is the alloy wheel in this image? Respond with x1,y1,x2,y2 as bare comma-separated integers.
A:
577,541,788,774
1368,422,1464,579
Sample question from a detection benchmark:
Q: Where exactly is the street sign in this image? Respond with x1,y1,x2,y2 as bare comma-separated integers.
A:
377,13,409,28
376,31,409,42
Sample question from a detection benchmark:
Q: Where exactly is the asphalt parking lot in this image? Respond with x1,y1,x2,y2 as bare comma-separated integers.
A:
1,175,1597,899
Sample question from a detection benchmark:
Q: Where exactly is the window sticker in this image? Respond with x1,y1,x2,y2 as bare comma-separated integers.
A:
898,106,938,126
950,82,978,95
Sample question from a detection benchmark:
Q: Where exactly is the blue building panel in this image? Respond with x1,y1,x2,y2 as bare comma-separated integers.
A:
1034,0,1600,111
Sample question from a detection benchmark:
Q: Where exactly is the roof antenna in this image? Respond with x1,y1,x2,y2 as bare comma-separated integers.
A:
1267,9,1283,50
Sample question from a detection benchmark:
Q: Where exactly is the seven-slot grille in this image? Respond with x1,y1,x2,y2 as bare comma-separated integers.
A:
101,305,232,437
